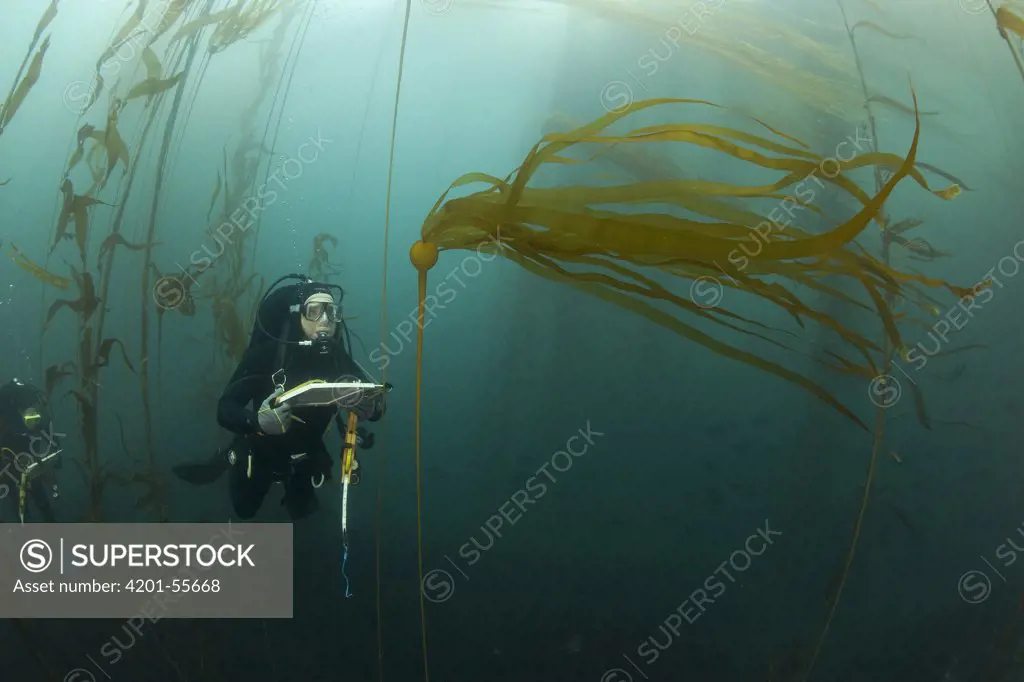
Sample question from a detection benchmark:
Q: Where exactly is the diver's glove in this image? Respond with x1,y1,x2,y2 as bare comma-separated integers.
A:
257,387,293,435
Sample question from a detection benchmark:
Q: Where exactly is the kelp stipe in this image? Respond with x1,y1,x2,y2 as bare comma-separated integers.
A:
409,239,437,680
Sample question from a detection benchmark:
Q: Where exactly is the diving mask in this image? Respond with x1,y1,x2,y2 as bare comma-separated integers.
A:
302,300,340,323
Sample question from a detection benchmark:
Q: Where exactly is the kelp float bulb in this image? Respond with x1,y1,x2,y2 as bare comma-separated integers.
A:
410,241,438,272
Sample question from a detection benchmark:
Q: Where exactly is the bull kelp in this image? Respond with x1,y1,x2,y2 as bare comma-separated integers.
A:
407,89,978,678
410,94,971,426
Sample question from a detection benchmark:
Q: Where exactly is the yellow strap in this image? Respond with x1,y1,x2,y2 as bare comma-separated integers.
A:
342,411,358,479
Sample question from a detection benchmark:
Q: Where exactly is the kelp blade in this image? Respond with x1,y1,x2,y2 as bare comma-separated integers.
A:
417,96,973,429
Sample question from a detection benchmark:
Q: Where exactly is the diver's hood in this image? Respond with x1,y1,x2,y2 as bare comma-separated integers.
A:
249,279,344,359
293,285,340,356
300,282,333,301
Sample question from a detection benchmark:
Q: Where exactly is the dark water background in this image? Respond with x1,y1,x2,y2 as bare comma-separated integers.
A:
2,0,1024,681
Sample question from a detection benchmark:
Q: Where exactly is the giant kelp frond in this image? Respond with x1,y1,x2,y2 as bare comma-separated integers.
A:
7,242,70,289
53,178,115,261
992,5,1024,84
798,5,988,679
997,5,1024,39
44,267,100,330
0,0,57,128
171,0,294,53
146,0,193,46
0,0,58,149
167,4,309,368
309,233,342,280
0,37,51,134
80,0,153,116
25,0,306,523
417,96,975,430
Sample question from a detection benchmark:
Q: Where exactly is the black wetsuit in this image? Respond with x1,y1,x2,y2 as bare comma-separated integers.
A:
217,338,381,520
0,380,57,523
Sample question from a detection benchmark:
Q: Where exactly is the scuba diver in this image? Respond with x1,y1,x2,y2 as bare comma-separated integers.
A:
0,378,60,523
172,275,386,520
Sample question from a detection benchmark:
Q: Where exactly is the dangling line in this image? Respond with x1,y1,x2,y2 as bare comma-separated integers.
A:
342,543,353,598
377,1,418,681
342,473,353,598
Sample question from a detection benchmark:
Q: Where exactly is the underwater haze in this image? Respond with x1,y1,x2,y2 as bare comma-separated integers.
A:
1,0,1024,680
